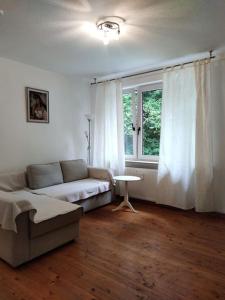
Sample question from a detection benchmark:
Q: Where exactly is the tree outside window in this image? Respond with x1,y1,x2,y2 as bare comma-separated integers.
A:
123,84,162,160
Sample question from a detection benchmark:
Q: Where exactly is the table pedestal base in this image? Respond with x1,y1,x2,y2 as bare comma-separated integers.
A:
112,198,137,213
112,181,138,213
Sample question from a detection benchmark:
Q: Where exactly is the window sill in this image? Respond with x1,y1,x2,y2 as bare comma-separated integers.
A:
125,160,158,170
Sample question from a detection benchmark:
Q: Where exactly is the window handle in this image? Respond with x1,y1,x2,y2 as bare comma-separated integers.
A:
137,127,141,135
132,123,136,131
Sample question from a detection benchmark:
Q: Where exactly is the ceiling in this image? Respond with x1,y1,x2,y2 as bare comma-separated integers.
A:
0,0,225,77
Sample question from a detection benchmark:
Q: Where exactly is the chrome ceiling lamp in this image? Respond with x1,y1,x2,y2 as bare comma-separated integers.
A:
96,17,125,45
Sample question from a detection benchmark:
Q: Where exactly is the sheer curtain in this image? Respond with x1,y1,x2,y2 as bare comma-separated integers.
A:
210,59,225,213
92,80,125,175
194,61,214,211
157,67,196,209
157,59,225,212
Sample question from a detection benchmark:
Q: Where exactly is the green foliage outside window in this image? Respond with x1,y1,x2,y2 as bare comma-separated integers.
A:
142,90,162,155
123,89,162,156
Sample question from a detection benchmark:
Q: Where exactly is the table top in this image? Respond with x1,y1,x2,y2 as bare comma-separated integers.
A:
113,175,141,182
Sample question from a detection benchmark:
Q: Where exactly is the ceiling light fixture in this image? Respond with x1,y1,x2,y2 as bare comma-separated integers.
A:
96,16,125,45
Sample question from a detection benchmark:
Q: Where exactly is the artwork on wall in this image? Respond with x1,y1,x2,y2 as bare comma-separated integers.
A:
26,87,49,123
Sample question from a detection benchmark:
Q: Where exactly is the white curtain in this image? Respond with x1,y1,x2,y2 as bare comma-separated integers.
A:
92,80,125,175
194,61,214,211
157,67,196,209
210,59,225,213
157,59,225,213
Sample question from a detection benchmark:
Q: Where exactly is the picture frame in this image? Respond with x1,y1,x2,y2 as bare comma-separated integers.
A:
26,87,49,123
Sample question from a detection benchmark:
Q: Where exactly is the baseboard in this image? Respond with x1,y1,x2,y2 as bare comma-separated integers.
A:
129,195,156,202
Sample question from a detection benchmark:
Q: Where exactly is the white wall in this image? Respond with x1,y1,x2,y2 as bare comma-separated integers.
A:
0,57,90,172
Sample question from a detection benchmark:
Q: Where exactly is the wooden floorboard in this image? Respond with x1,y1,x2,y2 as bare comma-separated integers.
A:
1,200,225,300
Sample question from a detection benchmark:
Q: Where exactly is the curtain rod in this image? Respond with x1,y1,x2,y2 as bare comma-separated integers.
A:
91,50,215,85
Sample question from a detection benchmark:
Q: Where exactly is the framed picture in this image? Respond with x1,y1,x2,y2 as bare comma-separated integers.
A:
26,87,49,123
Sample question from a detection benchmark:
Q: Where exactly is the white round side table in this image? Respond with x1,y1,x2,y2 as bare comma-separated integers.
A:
112,175,141,213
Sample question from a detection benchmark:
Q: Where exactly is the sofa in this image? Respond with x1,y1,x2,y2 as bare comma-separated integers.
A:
0,159,113,267
25,159,114,212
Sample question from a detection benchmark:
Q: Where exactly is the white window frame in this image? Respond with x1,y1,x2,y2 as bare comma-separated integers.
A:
122,88,137,160
123,81,163,162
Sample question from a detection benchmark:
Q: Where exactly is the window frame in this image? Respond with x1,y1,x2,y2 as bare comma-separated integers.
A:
122,88,137,160
123,81,163,162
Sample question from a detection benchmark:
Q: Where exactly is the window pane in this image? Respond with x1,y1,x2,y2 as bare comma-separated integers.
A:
123,93,133,155
142,89,162,156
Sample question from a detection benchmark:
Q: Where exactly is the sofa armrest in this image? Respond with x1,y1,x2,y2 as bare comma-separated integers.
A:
0,211,30,267
88,167,114,184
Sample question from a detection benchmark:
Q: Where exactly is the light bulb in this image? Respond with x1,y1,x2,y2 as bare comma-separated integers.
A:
114,34,119,41
96,17,125,45
103,36,109,45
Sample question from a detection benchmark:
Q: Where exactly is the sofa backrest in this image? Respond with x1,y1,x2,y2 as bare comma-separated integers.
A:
27,162,63,190
60,159,88,183
2,159,89,191
0,171,27,192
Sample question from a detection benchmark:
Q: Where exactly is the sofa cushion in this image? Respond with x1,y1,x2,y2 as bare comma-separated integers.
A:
12,190,83,238
30,206,82,239
31,178,111,203
27,162,63,189
0,171,27,192
60,159,88,183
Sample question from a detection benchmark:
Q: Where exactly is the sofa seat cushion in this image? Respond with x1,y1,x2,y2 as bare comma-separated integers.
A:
30,207,82,239
31,178,111,203
13,190,82,239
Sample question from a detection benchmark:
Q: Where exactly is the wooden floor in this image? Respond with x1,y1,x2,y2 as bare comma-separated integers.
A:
1,200,225,300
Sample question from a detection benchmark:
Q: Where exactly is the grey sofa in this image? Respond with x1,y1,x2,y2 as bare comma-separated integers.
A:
0,202,82,267
26,159,114,212
0,159,113,267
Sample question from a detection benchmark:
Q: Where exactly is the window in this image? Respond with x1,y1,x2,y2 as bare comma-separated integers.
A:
123,83,162,161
